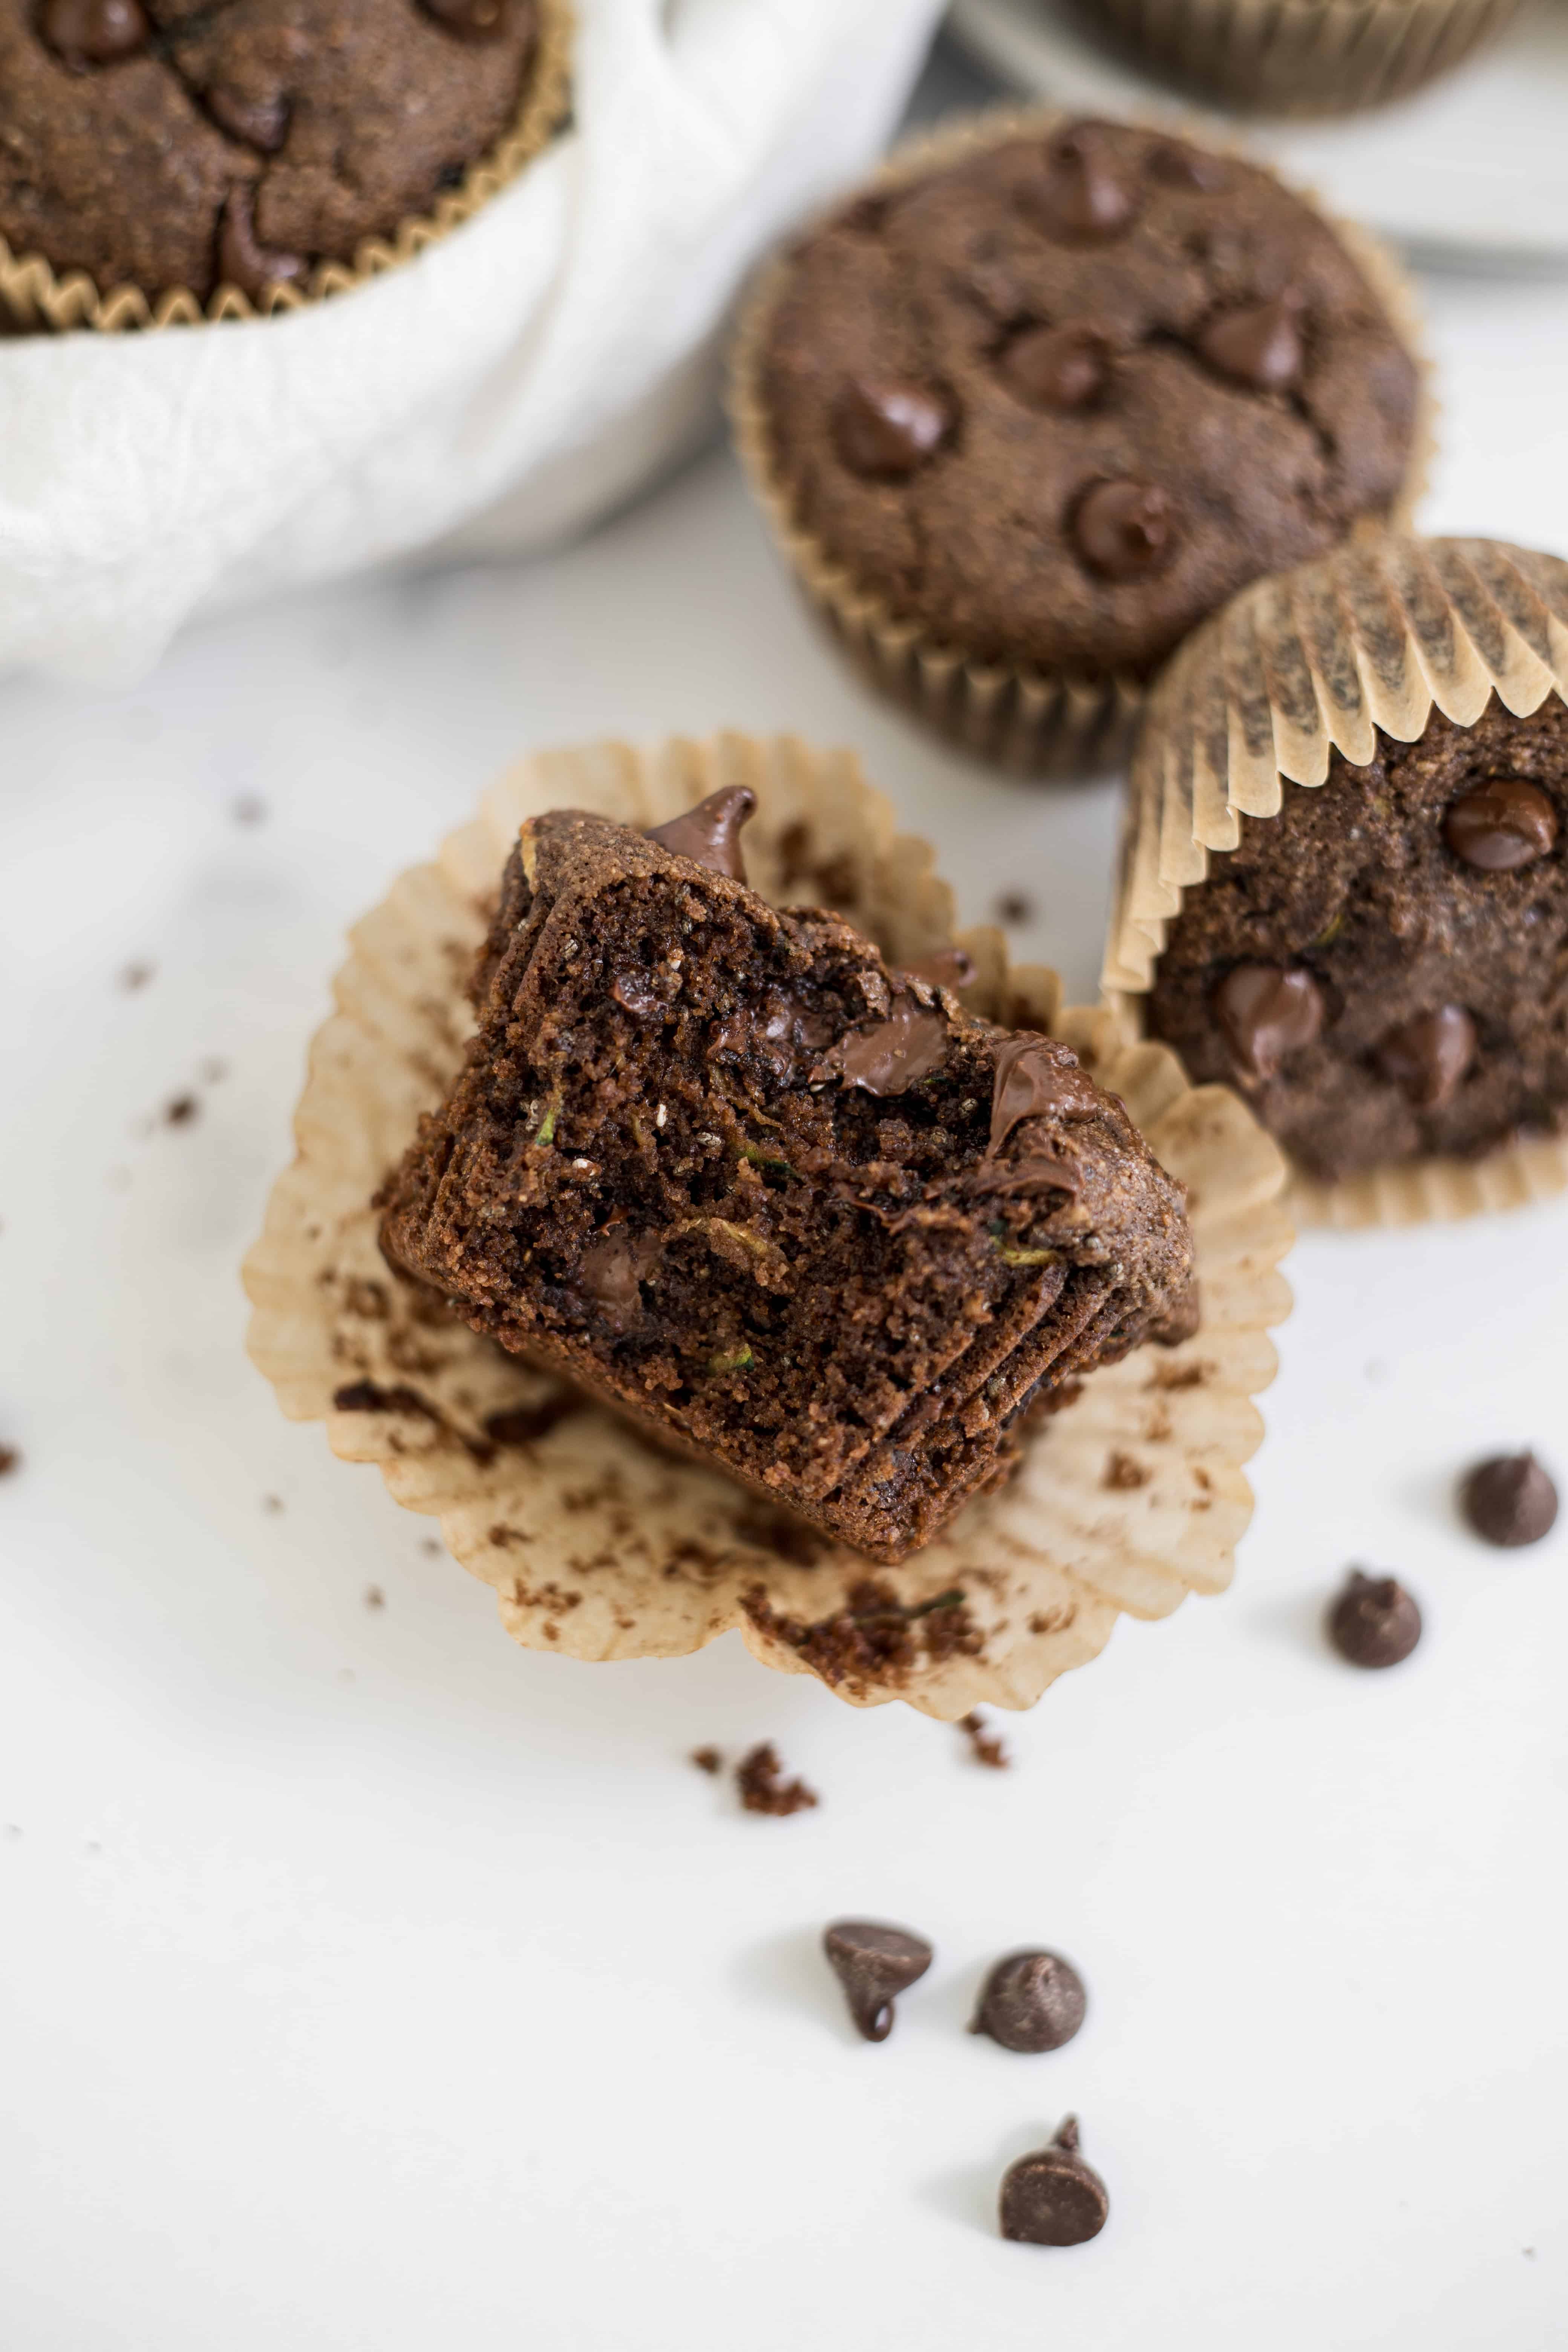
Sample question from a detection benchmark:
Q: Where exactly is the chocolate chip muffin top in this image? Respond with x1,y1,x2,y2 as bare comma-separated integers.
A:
0,0,542,308
757,119,1420,680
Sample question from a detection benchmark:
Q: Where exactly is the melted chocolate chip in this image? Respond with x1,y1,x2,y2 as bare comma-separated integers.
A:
1072,479,1177,581
822,1919,934,2041
645,786,756,882
1374,1004,1475,1110
1028,127,1137,242
1198,293,1306,392
1461,1452,1559,1548
988,1037,1098,1156
580,1228,660,1320
1328,1571,1422,1669
813,997,949,1096
831,378,955,479
900,946,975,991
39,0,148,66
999,2119,1109,2246
1444,777,1559,873
1212,962,1325,1081
216,188,307,304
1000,324,1112,412
204,84,290,154
971,1152,1082,1199
972,1950,1087,2052
420,0,513,37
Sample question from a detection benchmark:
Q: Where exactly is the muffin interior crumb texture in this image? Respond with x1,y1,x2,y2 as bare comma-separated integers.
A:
0,0,540,306
1147,695,1568,1184
377,804,1194,1564
761,119,1417,679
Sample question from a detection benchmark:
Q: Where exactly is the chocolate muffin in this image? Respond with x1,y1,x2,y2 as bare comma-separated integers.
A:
378,792,1195,1563
1109,535,1568,1196
735,112,1424,772
0,0,549,313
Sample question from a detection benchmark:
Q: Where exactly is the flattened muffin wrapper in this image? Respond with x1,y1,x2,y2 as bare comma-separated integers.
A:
243,731,1292,1718
727,103,1433,781
1090,0,1526,121
1104,534,1568,1231
0,0,571,334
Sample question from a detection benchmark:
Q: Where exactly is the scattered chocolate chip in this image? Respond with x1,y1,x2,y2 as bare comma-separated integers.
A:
204,84,289,153
1028,127,1137,242
988,1037,1098,1156
972,1949,1087,2052
1461,1452,1558,1548
1146,140,1227,191
958,1708,1009,1769
690,1744,723,1776
1328,1570,1422,1669
233,795,267,827
1000,323,1112,412
216,187,307,305
900,946,976,992
118,961,154,991
164,1095,199,1127
364,1585,385,1610
1198,292,1306,392
1444,777,1558,872
1374,1004,1475,1109
822,1919,933,2041
1000,2118,1109,2246
1072,479,1177,580
735,1742,818,1816
1212,962,1325,1081
994,891,1035,926
39,0,148,67
420,0,512,35
812,996,949,1096
645,786,756,882
0,1445,20,1478
831,378,954,479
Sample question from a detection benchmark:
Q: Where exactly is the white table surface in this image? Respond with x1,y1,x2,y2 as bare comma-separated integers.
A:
3,83,1568,2352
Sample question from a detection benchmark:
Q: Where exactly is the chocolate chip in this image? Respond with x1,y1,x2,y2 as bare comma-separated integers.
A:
1027,127,1137,242
1327,1570,1422,1669
999,2118,1109,2246
164,1095,199,1126
812,996,949,1096
1374,1004,1475,1109
988,1037,1098,1156
1072,479,1177,581
1461,1452,1559,1547
39,0,148,67
1212,962,1325,1081
1198,292,1306,392
972,1950,1087,2052
900,946,975,991
994,891,1035,925
645,787,756,882
420,0,513,36
216,187,307,304
1444,777,1558,872
822,1919,933,2041
1000,324,1112,412
580,1228,660,1319
972,1152,1082,1200
831,378,954,479
204,85,290,155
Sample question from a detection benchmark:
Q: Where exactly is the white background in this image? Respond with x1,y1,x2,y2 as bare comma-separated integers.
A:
2,38,1566,2352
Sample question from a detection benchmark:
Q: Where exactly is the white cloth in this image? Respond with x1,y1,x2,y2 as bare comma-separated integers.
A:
0,0,943,684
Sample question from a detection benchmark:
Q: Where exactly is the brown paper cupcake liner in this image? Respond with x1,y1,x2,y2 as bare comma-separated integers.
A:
1092,0,1528,119
728,103,1433,780
1104,534,1568,1230
0,0,571,334
243,731,1292,1718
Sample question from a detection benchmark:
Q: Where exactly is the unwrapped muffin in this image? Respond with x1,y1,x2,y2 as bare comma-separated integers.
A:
1106,535,1568,1225
732,108,1428,774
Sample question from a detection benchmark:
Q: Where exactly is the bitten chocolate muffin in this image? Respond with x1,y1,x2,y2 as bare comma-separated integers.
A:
0,0,542,309
746,115,1420,707
378,791,1194,1563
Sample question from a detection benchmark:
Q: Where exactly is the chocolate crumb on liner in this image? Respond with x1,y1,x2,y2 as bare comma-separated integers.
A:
1104,535,1568,1231
0,0,572,334
729,104,1433,780
243,731,1291,1719
1092,0,1527,121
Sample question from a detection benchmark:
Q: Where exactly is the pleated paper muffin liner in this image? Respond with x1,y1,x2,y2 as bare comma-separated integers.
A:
1092,0,1527,119
0,0,571,334
1104,534,1568,1230
728,103,1433,779
243,731,1292,1718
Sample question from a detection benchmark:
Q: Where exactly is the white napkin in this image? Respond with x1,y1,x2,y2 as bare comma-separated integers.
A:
0,0,944,684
